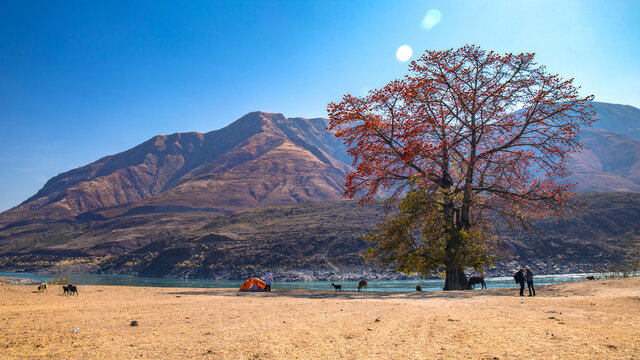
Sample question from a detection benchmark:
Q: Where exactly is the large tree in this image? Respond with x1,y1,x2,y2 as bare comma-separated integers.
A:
328,45,596,290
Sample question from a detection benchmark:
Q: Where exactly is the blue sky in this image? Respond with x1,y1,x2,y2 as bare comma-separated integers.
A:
1,0,639,211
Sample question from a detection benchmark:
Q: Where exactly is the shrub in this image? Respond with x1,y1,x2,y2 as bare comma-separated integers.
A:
46,275,73,285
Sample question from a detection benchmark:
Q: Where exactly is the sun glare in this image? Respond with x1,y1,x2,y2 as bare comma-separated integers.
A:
396,45,413,62
422,9,442,29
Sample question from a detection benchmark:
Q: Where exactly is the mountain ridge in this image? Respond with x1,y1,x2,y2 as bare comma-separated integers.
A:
0,111,350,227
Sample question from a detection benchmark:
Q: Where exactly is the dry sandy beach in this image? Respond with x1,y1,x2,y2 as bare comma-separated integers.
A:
1,277,639,359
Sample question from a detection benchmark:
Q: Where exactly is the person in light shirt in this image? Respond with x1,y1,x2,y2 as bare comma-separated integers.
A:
263,270,273,292
525,266,535,296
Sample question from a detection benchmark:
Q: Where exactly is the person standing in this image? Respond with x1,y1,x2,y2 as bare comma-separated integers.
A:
514,268,525,296
525,266,535,296
263,270,273,292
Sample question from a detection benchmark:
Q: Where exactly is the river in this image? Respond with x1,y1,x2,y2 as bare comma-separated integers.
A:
0,272,595,292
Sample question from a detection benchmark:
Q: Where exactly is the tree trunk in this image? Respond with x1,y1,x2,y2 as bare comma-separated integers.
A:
443,265,469,290
439,154,468,290
443,226,469,290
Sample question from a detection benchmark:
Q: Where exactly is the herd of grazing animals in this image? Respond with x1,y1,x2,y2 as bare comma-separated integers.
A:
330,280,369,292
36,283,78,296
331,277,488,292
34,275,497,295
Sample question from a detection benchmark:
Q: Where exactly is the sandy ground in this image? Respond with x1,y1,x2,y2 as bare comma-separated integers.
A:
1,277,639,359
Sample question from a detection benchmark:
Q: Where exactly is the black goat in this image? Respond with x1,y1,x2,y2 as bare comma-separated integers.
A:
63,284,78,296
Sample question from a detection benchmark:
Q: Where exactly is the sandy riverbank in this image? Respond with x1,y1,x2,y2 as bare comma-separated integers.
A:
1,277,639,359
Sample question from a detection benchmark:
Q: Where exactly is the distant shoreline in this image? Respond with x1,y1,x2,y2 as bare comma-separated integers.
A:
0,272,599,292
0,258,601,282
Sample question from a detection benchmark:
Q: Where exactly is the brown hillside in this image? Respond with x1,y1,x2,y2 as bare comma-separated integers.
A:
1,193,639,279
592,101,640,139
107,133,348,214
564,129,640,192
0,112,350,227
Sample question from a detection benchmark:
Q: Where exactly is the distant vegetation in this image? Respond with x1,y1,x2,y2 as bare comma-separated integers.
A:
596,245,640,279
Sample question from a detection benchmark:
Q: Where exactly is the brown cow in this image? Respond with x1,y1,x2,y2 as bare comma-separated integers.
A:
358,280,368,292
468,276,486,289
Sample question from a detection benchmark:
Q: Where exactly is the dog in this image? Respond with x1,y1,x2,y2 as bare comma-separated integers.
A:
331,283,342,291
468,276,486,289
37,283,47,292
358,280,368,292
586,276,595,280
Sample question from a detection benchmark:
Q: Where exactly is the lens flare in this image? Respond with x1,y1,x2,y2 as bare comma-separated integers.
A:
422,9,442,29
396,45,413,62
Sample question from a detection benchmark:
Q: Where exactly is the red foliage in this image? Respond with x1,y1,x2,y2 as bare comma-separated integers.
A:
328,45,596,226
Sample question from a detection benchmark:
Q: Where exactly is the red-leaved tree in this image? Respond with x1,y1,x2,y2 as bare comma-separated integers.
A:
328,45,596,290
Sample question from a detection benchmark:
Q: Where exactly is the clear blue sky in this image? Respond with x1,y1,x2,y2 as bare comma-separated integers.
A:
1,0,639,212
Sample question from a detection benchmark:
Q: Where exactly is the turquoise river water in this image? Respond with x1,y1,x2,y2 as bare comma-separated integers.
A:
0,272,595,292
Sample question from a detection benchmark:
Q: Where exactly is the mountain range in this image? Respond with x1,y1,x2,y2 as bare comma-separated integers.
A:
2,102,640,228
0,101,639,278
0,112,351,227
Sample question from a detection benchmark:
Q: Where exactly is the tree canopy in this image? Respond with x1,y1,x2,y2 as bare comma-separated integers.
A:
328,45,596,289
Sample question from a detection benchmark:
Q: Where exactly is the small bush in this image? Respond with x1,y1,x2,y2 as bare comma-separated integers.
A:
46,275,73,285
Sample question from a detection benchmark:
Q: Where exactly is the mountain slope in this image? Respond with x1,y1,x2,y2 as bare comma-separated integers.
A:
106,132,349,214
0,112,350,227
592,102,640,140
565,129,640,192
1,194,638,279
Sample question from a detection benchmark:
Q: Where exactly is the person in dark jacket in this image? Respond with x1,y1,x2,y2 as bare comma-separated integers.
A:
525,266,535,296
514,268,525,296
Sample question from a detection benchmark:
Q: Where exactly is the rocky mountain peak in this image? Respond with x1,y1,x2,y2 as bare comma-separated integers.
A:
214,111,288,138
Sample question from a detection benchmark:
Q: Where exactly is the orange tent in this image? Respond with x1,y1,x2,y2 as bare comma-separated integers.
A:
238,277,267,292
